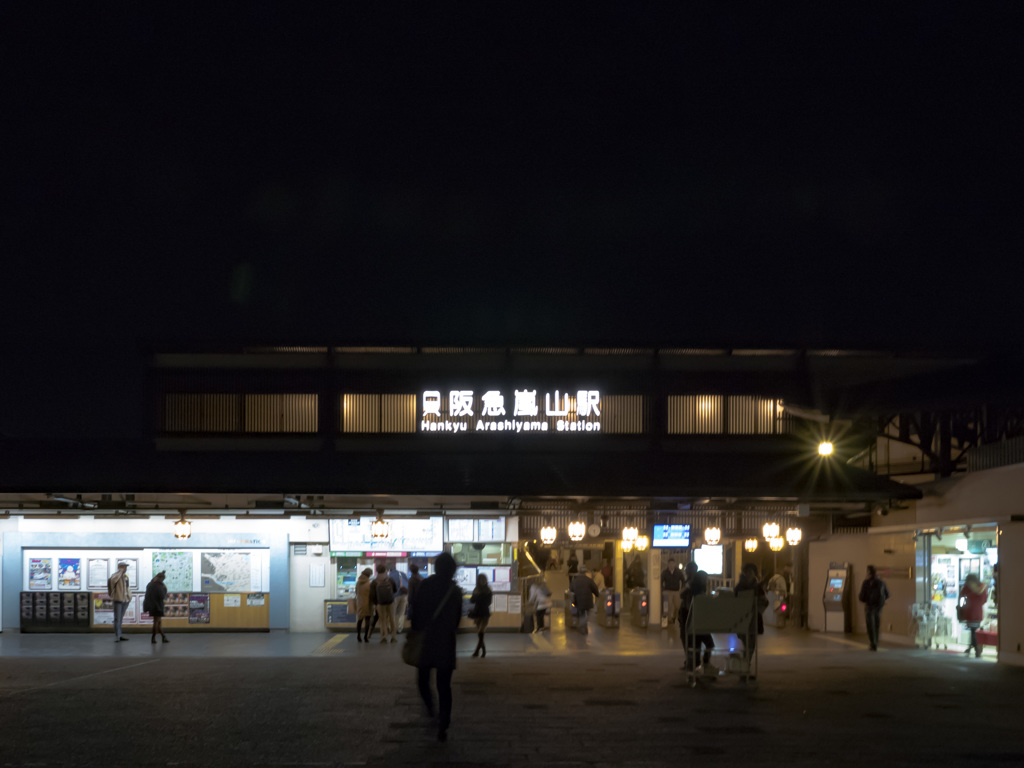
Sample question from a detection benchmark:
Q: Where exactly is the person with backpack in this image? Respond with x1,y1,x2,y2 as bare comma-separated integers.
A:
371,563,399,644
858,564,890,651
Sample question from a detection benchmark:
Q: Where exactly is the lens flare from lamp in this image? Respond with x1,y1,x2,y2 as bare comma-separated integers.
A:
568,521,586,542
635,535,649,551
704,526,721,545
786,527,803,546
744,538,758,552
769,537,784,552
540,525,557,545
763,522,779,541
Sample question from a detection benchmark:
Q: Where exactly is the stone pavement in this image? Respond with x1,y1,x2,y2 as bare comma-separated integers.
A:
0,623,1020,767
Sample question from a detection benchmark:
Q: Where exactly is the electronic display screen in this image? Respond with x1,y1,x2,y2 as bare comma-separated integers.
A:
652,524,691,548
829,578,844,589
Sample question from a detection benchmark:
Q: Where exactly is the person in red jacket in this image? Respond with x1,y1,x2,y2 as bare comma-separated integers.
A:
958,573,989,658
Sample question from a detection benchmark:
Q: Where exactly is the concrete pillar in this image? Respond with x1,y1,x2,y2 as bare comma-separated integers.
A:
648,546,661,626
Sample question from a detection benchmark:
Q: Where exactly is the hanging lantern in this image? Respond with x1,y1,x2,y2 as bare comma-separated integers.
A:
769,536,785,552
621,539,634,553
786,527,803,546
370,512,390,540
635,535,650,551
622,526,638,543
540,525,557,545
744,538,758,553
763,522,780,541
568,521,586,542
173,511,191,540
704,526,721,545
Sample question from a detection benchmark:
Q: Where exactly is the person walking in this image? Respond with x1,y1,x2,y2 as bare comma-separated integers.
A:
733,563,767,667
529,577,552,632
410,552,462,742
626,555,645,589
107,562,132,642
354,568,374,642
390,564,410,634
143,570,169,644
679,561,714,670
958,573,989,658
566,552,579,579
767,563,793,628
858,564,890,651
469,573,492,657
660,558,684,627
572,566,600,635
371,564,399,644
601,558,612,589
406,563,423,624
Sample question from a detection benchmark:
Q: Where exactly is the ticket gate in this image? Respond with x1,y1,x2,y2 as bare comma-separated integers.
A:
564,590,578,630
629,587,649,629
596,589,620,628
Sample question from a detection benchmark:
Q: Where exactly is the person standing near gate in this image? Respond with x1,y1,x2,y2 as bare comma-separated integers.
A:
661,558,684,627
108,562,132,642
858,564,890,651
572,566,600,635
371,563,398,644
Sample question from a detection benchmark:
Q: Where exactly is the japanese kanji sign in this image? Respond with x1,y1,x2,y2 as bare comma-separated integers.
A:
421,389,602,433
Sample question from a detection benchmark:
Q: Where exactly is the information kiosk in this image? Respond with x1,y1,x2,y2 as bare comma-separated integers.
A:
823,562,852,633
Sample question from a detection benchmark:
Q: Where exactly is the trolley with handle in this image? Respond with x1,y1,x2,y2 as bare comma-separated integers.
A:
684,592,759,687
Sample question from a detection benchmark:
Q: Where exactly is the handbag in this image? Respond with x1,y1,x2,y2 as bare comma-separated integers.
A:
402,584,457,667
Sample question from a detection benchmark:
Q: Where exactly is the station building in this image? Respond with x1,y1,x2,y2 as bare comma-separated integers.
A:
0,344,1020,664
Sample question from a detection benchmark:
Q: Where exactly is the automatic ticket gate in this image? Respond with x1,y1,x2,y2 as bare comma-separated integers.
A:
564,590,578,630
629,587,649,629
596,589,620,628
823,562,853,633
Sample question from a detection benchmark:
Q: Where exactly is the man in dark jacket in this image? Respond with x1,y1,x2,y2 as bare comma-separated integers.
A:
661,558,684,626
858,564,890,651
411,553,462,742
679,561,715,670
572,566,600,635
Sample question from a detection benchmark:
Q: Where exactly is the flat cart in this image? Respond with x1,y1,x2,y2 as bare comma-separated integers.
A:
684,592,758,687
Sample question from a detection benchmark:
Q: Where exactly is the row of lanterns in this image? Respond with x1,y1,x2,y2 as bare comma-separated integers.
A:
703,521,802,552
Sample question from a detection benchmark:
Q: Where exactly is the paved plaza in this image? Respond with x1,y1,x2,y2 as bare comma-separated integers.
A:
0,620,1020,768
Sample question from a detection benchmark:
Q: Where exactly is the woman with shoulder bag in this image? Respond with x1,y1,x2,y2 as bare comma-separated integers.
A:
958,573,989,658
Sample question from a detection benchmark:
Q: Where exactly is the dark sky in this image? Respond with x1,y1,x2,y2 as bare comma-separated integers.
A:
3,4,1022,353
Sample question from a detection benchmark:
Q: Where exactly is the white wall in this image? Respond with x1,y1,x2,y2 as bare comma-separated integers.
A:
996,522,1024,666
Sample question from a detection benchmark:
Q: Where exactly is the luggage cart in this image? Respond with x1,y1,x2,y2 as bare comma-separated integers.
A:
910,603,951,649
684,592,758,688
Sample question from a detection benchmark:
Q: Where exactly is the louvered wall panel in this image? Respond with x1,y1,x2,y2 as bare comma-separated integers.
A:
601,395,647,434
667,395,724,434
727,397,783,435
382,394,417,433
245,394,318,433
164,394,240,432
342,394,381,433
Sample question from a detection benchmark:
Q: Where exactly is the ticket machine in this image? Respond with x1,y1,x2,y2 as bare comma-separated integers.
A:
823,562,852,633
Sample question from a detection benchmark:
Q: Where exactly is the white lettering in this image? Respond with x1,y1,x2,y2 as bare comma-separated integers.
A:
545,390,569,417
514,389,539,417
423,391,441,417
481,390,506,416
450,390,474,417
577,390,601,417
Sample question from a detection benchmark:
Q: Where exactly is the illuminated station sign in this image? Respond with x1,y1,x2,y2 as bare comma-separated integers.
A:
421,389,601,434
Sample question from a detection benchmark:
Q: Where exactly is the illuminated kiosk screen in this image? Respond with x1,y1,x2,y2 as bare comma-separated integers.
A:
652,524,691,548
829,578,844,589
692,545,723,575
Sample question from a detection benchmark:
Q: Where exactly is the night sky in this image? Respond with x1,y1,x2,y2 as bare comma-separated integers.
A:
3,5,1021,353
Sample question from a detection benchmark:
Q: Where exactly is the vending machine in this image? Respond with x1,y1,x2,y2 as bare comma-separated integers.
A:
823,562,852,633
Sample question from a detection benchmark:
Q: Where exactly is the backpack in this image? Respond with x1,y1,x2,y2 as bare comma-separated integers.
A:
375,577,395,605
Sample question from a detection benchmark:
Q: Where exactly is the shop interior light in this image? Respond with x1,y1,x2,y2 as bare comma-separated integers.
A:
818,441,834,456
769,536,785,552
785,527,803,546
763,522,780,541
744,538,758,553
635,535,649,551
370,512,390,540
540,525,557,545
954,538,969,553
704,526,721,546
567,520,586,542
173,511,191,540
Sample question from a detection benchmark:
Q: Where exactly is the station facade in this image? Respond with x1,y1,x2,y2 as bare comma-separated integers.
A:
0,344,1020,664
